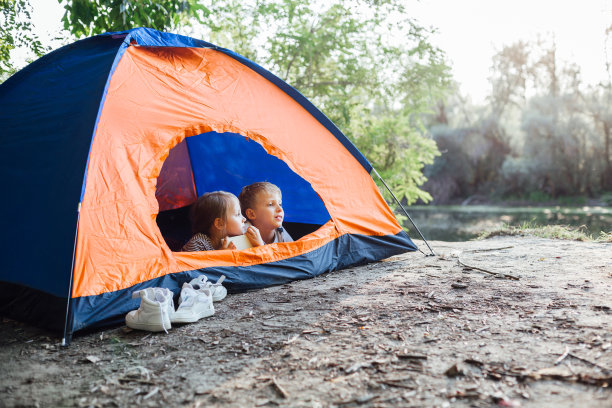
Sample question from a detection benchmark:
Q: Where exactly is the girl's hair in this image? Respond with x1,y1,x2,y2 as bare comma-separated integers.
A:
238,182,281,218
190,191,237,235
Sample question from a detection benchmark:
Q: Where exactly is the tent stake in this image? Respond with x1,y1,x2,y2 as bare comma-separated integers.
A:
372,168,435,256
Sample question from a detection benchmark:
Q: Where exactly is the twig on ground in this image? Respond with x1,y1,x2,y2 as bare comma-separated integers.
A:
335,394,376,405
568,352,611,372
285,333,300,344
379,379,415,389
271,376,289,399
465,246,515,253
554,346,570,365
143,387,159,400
396,353,428,360
457,258,520,280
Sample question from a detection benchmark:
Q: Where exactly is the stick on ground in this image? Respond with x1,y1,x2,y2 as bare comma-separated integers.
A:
457,258,520,280
271,376,289,399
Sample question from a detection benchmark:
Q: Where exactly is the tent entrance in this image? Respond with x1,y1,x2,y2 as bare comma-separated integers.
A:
155,132,330,250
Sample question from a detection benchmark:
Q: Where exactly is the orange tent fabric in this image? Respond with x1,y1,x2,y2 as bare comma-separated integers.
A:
74,46,403,298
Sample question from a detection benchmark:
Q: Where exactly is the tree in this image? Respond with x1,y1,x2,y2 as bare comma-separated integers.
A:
590,22,612,190
488,40,531,118
582,85,612,191
425,37,612,203
496,39,608,199
60,0,452,206
60,0,209,37
0,0,46,80
241,0,451,204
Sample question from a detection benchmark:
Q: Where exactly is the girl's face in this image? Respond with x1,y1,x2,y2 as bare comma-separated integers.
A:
224,197,246,237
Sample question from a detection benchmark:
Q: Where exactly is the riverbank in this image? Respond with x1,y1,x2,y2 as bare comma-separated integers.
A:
1,236,611,407
406,205,612,241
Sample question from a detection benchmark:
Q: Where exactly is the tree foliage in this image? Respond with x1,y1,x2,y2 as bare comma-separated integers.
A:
60,0,209,36
0,0,46,79
210,0,451,204
425,38,612,204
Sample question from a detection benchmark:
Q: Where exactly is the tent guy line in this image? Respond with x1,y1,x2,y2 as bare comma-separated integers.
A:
372,168,435,257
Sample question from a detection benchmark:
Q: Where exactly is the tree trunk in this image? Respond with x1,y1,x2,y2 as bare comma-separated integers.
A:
604,121,611,189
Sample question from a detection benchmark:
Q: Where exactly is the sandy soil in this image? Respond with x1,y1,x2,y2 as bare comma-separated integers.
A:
1,236,611,408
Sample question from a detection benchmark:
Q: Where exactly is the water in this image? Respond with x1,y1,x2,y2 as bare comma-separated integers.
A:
404,205,612,241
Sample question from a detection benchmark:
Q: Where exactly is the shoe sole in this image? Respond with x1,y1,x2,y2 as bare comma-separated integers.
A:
125,320,170,332
171,308,215,324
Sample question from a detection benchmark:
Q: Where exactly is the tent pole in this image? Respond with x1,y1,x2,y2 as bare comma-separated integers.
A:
372,168,435,256
61,202,81,346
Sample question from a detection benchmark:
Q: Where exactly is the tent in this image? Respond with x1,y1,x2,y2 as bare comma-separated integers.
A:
0,28,417,342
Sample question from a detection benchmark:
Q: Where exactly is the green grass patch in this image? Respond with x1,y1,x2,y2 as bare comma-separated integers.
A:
478,221,612,242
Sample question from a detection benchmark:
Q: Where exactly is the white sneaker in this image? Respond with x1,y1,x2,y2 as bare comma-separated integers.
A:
125,288,173,333
172,283,215,323
189,274,227,302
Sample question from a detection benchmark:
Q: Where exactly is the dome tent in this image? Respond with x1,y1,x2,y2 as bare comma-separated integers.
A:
0,28,417,343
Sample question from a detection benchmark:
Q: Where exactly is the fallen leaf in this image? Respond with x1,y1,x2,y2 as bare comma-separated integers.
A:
195,386,209,395
497,398,521,407
85,355,101,364
445,363,467,377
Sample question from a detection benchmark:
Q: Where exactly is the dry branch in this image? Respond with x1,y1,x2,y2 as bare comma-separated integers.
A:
271,376,289,399
457,258,520,280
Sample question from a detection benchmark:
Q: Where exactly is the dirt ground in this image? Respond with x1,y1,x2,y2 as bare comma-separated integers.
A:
1,236,611,408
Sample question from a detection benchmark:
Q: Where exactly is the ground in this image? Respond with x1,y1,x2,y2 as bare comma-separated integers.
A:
1,237,611,408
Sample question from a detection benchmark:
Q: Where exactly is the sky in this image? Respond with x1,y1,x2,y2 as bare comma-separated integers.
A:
19,0,612,104
409,0,612,102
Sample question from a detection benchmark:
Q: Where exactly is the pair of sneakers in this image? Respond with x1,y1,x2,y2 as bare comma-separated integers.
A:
125,275,226,332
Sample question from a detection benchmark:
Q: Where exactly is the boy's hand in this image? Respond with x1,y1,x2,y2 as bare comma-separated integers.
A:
245,225,265,247
220,237,237,250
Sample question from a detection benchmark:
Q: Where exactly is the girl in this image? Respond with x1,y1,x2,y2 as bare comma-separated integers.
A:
182,191,261,251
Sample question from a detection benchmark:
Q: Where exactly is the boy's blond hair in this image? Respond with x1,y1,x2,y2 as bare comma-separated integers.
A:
238,182,281,219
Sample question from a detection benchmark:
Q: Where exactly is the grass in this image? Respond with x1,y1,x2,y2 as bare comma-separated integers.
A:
478,221,612,242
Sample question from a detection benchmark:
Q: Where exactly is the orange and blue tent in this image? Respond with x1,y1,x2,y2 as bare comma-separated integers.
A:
0,28,416,342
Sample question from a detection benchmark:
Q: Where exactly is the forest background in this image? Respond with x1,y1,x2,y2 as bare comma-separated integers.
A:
2,0,612,211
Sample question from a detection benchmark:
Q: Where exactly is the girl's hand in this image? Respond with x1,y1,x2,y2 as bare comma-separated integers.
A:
245,225,265,247
220,237,237,250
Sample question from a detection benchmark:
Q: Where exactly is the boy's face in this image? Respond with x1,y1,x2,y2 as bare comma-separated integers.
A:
246,190,284,232
224,197,246,236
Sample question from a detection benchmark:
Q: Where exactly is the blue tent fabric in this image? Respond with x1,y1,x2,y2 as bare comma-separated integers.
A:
0,34,124,298
186,132,330,225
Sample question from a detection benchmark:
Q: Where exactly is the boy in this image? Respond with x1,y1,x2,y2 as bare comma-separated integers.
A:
238,182,293,245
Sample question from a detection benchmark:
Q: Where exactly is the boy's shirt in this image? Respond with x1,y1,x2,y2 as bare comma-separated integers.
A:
246,221,293,243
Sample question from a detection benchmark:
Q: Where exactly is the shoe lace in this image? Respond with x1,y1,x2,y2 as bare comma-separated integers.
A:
158,301,169,334
153,289,170,334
